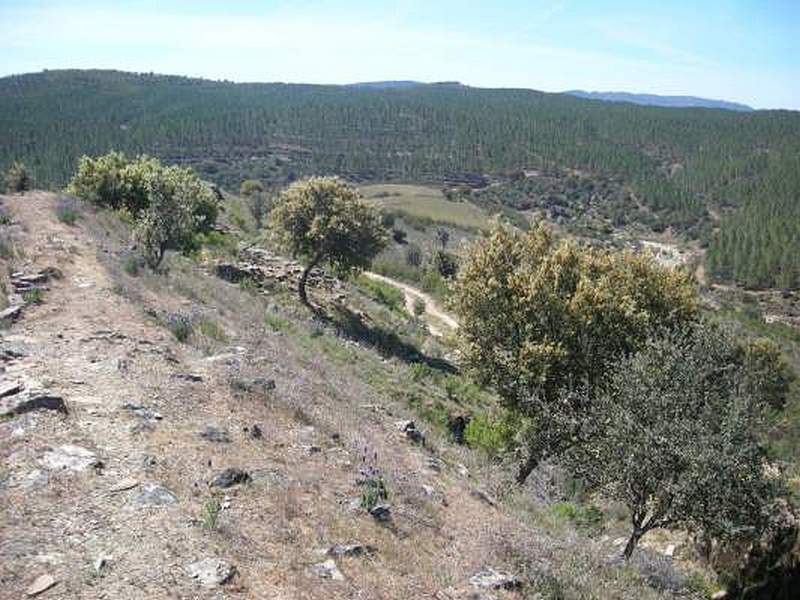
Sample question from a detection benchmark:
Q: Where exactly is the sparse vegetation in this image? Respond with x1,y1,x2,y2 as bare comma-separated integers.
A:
55,196,80,225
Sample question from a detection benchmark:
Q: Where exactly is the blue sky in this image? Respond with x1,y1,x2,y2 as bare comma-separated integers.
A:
1,0,798,109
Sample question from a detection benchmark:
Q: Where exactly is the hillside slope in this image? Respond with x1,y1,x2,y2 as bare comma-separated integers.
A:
0,193,698,599
565,91,754,112
1,69,797,288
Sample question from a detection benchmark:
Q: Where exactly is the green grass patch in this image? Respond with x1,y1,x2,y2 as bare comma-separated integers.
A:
356,274,405,313
361,184,491,232
197,316,228,342
264,311,292,332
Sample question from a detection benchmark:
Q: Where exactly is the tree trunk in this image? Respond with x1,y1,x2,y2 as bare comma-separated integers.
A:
298,254,322,307
623,528,643,560
516,452,540,485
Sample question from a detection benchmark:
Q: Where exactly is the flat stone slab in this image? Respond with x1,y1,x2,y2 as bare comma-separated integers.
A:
39,444,98,472
1,393,68,418
26,574,57,596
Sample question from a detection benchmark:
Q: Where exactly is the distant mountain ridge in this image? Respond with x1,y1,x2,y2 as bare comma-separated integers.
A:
565,90,754,112
348,80,464,89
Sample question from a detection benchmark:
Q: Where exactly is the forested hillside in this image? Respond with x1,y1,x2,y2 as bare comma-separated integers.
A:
1,69,798,288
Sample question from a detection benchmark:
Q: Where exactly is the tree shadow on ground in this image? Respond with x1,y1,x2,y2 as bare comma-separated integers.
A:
313,303,457,375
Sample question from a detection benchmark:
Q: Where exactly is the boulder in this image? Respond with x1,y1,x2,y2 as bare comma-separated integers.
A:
1,393,68,417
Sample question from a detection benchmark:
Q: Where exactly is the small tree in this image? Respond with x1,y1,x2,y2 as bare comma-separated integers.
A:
567,324,783,560
240,179,269,228
134,178,197,268
451,224,700,483
435,227,450,250
433,249,458,278
5,161,32,193
269,177,388,306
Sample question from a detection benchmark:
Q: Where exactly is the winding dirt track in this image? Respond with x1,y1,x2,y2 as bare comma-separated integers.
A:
363,271,458,334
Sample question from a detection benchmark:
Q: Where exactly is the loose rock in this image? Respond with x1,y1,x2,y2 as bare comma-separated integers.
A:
369,504,392,522
187,558,236,588
1,393,68,417
133,483,177,507
311,559,345,581
210,468,251,488
470,568,522,591
328,543,376,558
26,574,57,596
199,426,231,443
39,444,98,472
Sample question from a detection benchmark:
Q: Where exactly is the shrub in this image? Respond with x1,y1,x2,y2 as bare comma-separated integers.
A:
464,412,515,459
4,161,32,193
392,228,407,244
165,313,193,342
269,177,389,306
197,316,227,342
23,288,44,305
55,197,80,225
433,249,458,278
202,495,222,531
360,472,389,511
0,207,13,225
413,297,426,317
122,255,142,276
405,244,422,267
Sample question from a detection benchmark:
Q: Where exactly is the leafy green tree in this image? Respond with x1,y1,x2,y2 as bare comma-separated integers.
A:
450,224,700,483
269,177,388,306
566,324,783,560
5,161,32,193
134,177,198,268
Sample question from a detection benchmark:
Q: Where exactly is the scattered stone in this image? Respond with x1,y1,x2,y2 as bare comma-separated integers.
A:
711,591,728,600
133,483,177,507
470,488,498,508
1,393,67,418
199,426,231,443
8,469,49,490
369,504,392,522
26,574,57,596
121,403,162,420
187,558,236,588
456,463,470,477
108,478,139,493
39,444,98,472
0,305,23,321
328,543,376,558
0,380,23,398
421,484,436,497
210,468,251,488
249,424,263,439
470,568,522,591
94,556,110,575
311,559,345,581
171,372,203,383
395,420,425,444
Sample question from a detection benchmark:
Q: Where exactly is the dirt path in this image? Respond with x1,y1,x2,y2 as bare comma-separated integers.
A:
363,271,458,335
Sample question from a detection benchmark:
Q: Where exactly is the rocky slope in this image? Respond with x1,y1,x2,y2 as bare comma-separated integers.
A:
0,193,698,599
